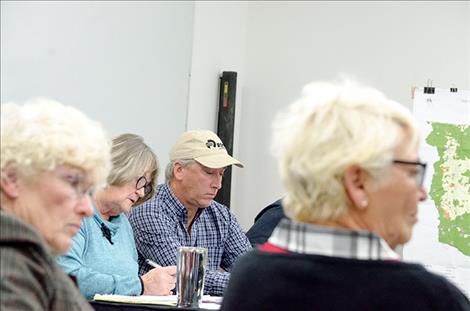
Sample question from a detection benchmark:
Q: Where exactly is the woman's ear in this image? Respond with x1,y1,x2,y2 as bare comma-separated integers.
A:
343,165,369,210
1,166,20,199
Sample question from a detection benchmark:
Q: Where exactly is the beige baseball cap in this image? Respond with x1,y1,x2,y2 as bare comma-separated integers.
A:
170,130,244,169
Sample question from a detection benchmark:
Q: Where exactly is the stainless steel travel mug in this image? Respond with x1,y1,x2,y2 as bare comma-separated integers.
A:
176,246,208,308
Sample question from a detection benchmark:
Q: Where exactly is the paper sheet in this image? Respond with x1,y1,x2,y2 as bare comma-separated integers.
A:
404,87,470,298
93,293,222,309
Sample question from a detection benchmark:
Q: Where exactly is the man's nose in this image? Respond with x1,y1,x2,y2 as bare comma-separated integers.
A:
212,174,223,190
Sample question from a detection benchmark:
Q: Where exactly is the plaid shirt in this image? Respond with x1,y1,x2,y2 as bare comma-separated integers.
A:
268,218,400,260
128,184,252,296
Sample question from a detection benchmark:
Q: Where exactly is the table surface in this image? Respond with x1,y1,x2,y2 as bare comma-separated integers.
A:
90,300,216,311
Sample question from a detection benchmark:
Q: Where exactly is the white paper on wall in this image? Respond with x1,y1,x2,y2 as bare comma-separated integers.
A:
404,87,470,298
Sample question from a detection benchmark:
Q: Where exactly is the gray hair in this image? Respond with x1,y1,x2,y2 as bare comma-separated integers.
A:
165,159,196,183
107,133,159,206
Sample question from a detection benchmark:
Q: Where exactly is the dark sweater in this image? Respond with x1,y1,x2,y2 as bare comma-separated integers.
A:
246,199,285,247
221,249,470,311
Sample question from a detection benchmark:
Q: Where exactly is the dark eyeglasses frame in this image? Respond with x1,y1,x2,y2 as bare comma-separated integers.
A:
136,176,152,195
392,160,427,186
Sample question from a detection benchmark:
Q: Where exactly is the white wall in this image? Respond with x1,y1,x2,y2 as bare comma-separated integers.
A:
1,1,194,180
2,2,469,230
190,1,470,230
187,2,250,220
187,3,249,131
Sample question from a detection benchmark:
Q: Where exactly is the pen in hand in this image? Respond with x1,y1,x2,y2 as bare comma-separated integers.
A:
145,259,162,268
145,258,177,293
142,259,176,295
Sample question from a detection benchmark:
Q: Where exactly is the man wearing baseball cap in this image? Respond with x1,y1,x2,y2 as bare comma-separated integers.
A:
128,130,252,296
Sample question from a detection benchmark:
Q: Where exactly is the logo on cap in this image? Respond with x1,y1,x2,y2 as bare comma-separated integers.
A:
206,139,225,149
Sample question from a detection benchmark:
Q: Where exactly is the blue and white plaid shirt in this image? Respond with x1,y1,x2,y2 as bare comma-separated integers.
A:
128,183,252,296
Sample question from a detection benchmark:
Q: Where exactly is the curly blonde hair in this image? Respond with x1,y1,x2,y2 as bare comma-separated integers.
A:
272,80,419,222
1,98,111,188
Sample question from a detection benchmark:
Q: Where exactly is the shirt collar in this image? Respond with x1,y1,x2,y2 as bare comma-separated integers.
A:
268,218,400,261
159,183,189,219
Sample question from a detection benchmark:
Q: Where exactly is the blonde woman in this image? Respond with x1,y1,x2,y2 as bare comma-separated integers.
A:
58,134,176,300
221,81,469,310
1,98,110,310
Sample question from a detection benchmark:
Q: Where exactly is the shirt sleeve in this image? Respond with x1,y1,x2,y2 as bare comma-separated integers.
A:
132,212,237,296
221,210,252,272
56,223,142,300
204,269,230,296
132,213,180,269
205,209,251,296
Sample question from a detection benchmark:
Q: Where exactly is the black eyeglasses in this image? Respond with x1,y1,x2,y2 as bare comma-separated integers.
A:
136,176,152,195
392,160,427,187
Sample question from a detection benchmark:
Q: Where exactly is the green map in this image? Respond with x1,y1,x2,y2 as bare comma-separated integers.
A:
426,122,470,256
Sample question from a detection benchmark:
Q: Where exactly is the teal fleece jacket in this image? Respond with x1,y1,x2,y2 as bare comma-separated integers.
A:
57,207,142,300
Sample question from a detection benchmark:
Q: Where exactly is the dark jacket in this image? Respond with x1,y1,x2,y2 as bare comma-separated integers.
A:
246,199,285,247
0,210,92,311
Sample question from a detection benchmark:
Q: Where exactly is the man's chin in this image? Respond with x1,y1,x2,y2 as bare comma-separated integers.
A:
199,199,212,208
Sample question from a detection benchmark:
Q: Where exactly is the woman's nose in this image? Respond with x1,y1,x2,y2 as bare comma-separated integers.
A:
136,186,145,198
418,185,428,202
77,195,94,217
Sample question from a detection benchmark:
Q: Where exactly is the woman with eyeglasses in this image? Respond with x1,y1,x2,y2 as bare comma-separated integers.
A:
1,99,110,310
58,133,176,300
221,81,469,310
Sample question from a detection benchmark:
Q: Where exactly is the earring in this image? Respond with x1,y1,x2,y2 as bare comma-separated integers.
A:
100,181,108,189
360,199,368,209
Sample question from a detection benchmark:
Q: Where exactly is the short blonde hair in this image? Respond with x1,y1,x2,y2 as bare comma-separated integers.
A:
272,80,419,222
108,133,159,206
1,98,111,188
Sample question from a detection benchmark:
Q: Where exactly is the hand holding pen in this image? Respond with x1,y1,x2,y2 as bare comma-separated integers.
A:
145,259,162,268
140,259,176,295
